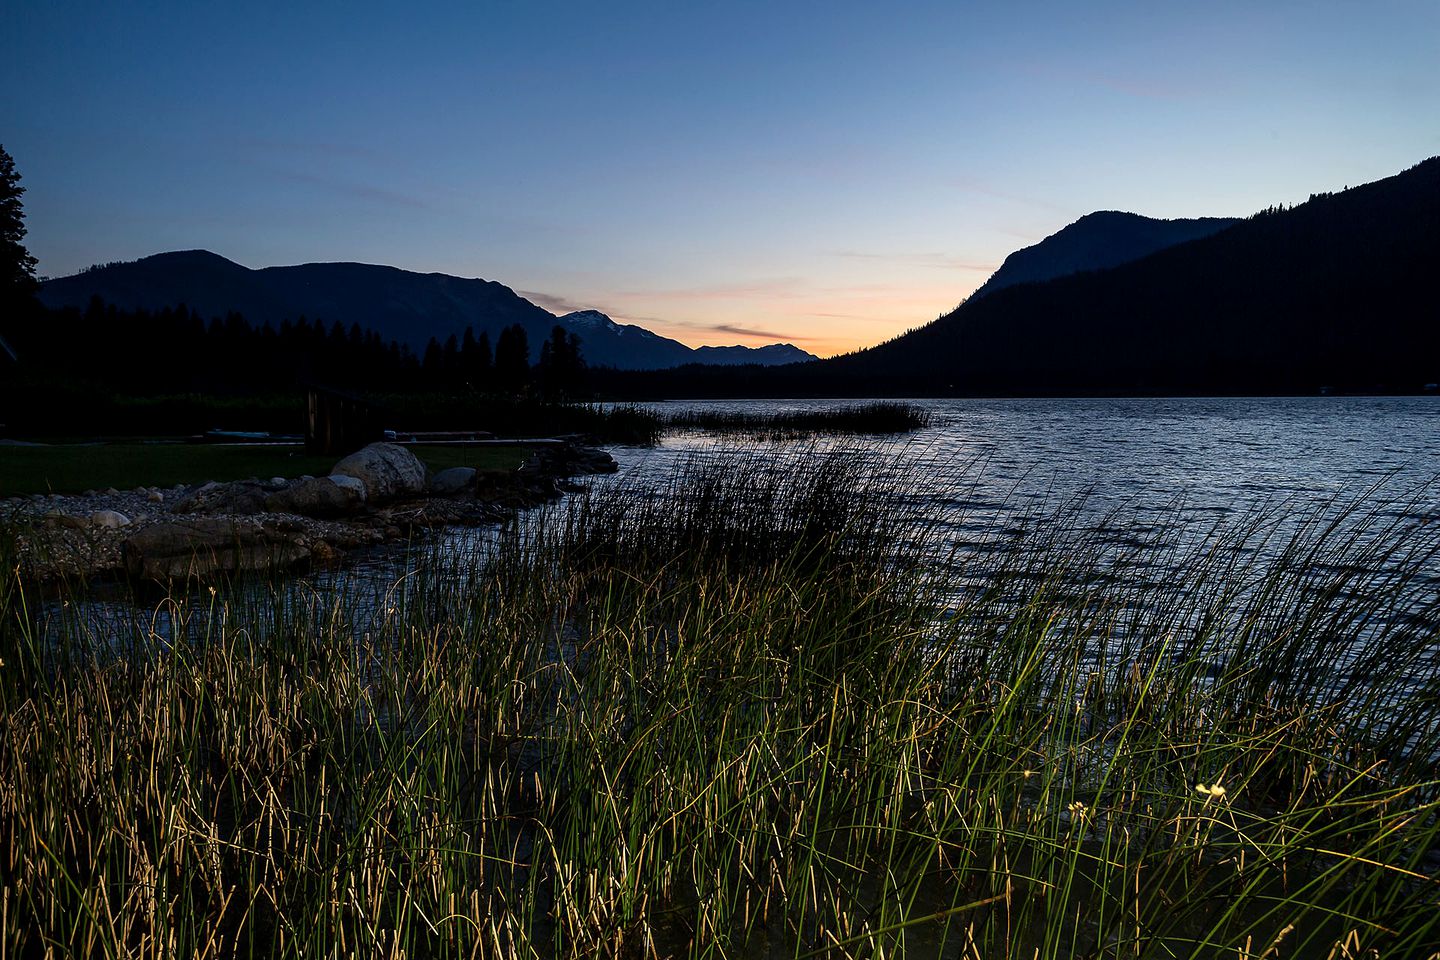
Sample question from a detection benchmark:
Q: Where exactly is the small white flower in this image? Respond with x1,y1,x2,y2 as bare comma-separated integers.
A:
1194,781,1228,800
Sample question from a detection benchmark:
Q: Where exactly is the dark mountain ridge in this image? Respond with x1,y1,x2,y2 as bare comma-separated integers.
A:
967,211,1240,301
694,343,814,365
38,253,816,370
823,158,1440,394
554,310,813,368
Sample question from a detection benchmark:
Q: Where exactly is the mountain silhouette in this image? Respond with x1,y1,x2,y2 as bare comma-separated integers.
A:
38,254,816,370
968,211,1239,301
822,158,1440,394
555,310,813,368
693,343,815,365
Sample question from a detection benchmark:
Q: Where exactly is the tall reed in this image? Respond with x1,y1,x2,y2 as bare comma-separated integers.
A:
1,453,1437,958
662,402,931,439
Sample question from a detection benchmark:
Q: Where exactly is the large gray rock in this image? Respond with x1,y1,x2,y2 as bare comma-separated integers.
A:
89,510,131,528
124,518,311,582
519,444,619,478
172,480,272,515
264,475,368,517
429,466,477,496
332,443,427,503
569,446,619,475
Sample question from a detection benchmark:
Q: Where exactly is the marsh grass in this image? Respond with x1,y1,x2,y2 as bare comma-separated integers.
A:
663,402,931,439
2,453,1438,958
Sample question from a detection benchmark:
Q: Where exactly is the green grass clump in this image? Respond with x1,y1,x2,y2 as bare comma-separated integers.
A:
1,454,1437,958
664,402,931,439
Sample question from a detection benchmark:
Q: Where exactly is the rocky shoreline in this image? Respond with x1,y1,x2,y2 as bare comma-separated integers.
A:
1,441,618,585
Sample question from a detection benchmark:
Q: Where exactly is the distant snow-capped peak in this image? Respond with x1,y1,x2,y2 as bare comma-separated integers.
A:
557,310,621,331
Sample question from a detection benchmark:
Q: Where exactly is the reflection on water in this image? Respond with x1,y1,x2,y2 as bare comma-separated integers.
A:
618,395,1440,529
36,397,1440,656
601,396,1438,585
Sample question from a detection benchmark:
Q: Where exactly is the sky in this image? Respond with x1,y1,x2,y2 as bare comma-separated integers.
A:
3,1,1437,357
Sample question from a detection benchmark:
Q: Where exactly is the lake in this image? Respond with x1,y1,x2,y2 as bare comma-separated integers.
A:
41,395,1440,652
617,395,1440,522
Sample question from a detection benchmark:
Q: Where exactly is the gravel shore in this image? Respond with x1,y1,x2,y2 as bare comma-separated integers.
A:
2,445,611,584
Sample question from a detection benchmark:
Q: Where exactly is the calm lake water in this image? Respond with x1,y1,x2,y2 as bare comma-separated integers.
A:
43,396,1440,648
618,395,1440,525
595,397,1440,701
602,396,1438,570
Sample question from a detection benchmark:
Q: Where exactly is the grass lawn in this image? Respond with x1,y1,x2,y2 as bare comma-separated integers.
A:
0,443,533,497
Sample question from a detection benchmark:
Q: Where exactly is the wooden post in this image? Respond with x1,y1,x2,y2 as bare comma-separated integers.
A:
305,385,380,456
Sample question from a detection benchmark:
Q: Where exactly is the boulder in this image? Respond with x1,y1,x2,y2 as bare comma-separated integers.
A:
172,479,272,515
44,510,87,530
332,443,428,503
124,518,311,582
90,510,131,528
429,466,477,496
519,444,619,479
264,474,368,517
569,446,619,474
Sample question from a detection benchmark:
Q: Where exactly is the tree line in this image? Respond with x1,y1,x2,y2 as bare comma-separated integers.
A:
3,295,588,398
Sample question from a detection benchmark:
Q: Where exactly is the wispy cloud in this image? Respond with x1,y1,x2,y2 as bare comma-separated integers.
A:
803,311,905,322
611,277,808,302
278,171,429,209
705,323,815,342
238,138,385,161
833,250,997,272
518,290,594,315
948,175,1075,218
625,315,815,342
517,290,688,332
612,313,673,327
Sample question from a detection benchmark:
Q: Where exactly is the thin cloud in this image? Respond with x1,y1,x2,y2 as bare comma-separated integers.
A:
706,323,815,342
279,171,429,209
239,138,384,161
518,290,594,315
515,292,672,329
804,311,903,322
834,251,997,272
612,277,808,301
611,313,671,326
948,175,1076,218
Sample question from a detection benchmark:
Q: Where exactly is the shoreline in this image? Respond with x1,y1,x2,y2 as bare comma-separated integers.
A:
1,441,617,585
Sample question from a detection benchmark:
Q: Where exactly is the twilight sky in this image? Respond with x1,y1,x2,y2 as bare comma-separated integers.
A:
3,1,1437,357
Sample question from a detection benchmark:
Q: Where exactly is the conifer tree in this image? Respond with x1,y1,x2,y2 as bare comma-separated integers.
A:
494,324,530,393
0,144,38,367
0,144,38,304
